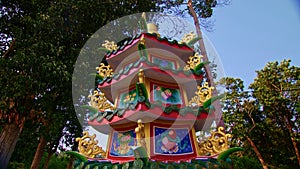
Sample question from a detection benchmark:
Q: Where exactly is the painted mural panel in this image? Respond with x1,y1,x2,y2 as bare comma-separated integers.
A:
152,56,176,70
154,127,193,155
109,130,136,157
118,88,137,108
153,85,182,104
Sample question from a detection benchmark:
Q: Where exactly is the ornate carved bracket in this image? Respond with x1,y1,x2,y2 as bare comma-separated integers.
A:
198,127,232,156
188,82,214,107
76,131,106,158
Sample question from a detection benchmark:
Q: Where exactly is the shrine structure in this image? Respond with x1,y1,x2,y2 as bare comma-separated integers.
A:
71,19,241,168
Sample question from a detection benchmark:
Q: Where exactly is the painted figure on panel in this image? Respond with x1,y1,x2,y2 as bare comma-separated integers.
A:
161,129,180,153
155,127,193,155
111,130,136,156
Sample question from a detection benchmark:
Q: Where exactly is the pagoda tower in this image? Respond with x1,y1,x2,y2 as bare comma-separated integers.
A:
73,21,237,168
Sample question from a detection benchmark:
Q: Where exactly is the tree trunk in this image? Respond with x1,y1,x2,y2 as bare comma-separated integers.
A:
0,121,24,169
42,151,54,169
30,136,47,169
291,136,300,167
285,118,300,167
187,0,214,84
246,136,268,169
67,156,74,169
187,0,223,128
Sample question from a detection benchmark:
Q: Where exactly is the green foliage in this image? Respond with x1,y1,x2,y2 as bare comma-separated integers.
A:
220,60,300,168
217,147,243,161
230,156,262,169
65,151,87,163
7,162,26,169
0,0,163,167
40,152,69,169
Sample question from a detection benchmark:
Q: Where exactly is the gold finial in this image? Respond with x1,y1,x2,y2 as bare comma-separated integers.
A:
102,40,118,51
179,31,196,44
198,127,232,156
188,82,214,107
135,119,146,149
147,23,160,37
96,63,114,78
184,52,203,71
88,90,114,111
76,131,106,158
142,12,146,20
138,69,145,83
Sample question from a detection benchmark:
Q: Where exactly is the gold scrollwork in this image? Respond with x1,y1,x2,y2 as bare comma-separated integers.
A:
76,131,106,158
198,127,232,156
96,63,114,78
179,31,196,44
188,82,214,107
88,90,114,111
102,40,117,51
184,52,203,71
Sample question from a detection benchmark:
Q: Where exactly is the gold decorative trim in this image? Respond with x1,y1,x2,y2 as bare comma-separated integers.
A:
138,69,145,83
88,90,115,111
135,119,147,149
188,82,214,107
184,52,203,71
179,31,196,44
96,63,114,78
102,40,117,51
76,131,106,158
198,127,232,156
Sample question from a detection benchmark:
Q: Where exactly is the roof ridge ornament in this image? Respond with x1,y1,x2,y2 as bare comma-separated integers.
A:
179,31,197,44
102,40,118,51
184,52,203,71
96,63,114,79
188,82,214,107
197,127,232,156
88,90,115,111
76,131,106,158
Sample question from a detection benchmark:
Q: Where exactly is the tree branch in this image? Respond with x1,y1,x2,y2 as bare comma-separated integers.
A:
2,39,16,59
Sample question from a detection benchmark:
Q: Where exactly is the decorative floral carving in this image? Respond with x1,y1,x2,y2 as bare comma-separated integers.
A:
76,131,106,158
102,40,117,51
96,63,114,78
198,127,232,156
188,82,214,107
184,52,203,71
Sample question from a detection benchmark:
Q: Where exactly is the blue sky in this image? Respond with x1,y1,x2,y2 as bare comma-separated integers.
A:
204,0,300,87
